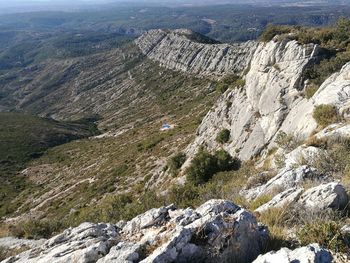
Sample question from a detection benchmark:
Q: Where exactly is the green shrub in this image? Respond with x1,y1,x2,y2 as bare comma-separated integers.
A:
275,131,298,151
167,183,200,208
259,24,293,42
186,148,240,185
186,149,218,185
313,104,340,127
9,220,63,239
167,152,186,176
235,78,245,87
214,149,240,171
297,221,350,253
216,83,229,94
216,129,230,144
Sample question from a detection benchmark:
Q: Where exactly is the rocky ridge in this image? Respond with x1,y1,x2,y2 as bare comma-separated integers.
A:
136,29,258,78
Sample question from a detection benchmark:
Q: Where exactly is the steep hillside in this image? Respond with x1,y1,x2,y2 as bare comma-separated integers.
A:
0,113,98,216
1,25,350,262
0,39,219,228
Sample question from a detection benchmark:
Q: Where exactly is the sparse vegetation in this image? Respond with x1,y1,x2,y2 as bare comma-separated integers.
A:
167,152,187,176
216,129,231,144
304,83,319,99
9,220,63,239
297,221,350,253
275,131,299,152
313,104,341,127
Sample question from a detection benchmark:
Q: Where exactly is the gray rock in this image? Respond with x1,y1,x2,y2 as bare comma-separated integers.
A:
315,123,350,140
283,145,324,169
1,200,268,263
183,37,319,163
298,182,349,210
0,237,45,250
255,187,304,213
242,166,319,200
252,243,333,263
1,222,119,263
136,29,257,78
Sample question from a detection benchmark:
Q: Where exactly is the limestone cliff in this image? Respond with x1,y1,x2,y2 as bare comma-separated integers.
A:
184,38,322,161
136,29,258,78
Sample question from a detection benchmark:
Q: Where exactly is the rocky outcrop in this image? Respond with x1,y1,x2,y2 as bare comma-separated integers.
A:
283,145,324,169
298,182,349,210
2,200,268,263
242,165,320,200
255,187,304,213
252,244,333,263
136,29,258,77
2,222,119,263
184,37,320,162
254,181,349,213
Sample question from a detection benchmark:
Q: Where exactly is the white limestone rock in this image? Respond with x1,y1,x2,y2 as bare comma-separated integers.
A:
242,166,319,200
1,200,268,263
2,222,119,263
298,182,349,210
252,243,333,263
283,145,324,169
315,123,350,140
255,187,304,213
183,38,319,162
136,29,258,78
125,199,267,263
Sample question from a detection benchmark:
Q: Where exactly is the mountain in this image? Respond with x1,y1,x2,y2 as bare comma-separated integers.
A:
1,19,350,263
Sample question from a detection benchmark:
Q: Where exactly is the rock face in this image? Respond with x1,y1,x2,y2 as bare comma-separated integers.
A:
183,37,319,161
252,243,333,263
2,200,268,263
135,29,350,163
136,29,258,77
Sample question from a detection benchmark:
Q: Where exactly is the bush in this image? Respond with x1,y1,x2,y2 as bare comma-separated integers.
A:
214,149,240,171
304,83,319,99
275,131,299,151
186,148,240,185
313,104,340,127
186,149,218,185
259,24,293,42
9,220,63,239
167,152,186,176
167,183,200,208
216,83,229,94
297,221,350,253
216,129,230,144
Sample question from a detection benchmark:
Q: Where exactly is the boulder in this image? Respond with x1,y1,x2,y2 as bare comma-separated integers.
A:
242,166,319,200
283,145,324,169
315,123,350,140
298,182,349,210
252,243,333,263
255,187,304,213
